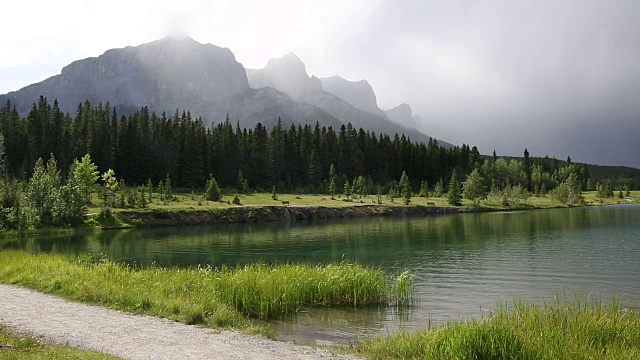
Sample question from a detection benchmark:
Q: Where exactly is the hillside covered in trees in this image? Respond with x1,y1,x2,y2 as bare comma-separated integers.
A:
0,96,637,229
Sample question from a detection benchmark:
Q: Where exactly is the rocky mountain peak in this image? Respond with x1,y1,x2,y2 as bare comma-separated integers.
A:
246,52,323,100
319,76,386,118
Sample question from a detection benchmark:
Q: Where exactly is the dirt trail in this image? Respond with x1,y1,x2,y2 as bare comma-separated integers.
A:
0,284,357,360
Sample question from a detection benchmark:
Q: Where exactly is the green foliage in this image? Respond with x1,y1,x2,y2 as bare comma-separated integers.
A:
164,173,172,200
344,180,351,201
232,194,241,205
25,156,60,225
204,175,222,201
101,169,118,207
271,185,278,200
552,173,584,206
419,180,428,197
72,154,100,203
399,171,411,205
433,178,444,197
329,178,336,200
237,170,248,194
447,170,462,206
0,251,412,326
462,168,486,205
147,179,153,203
357,298,640,360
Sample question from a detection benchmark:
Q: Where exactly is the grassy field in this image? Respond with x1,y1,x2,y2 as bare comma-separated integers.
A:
86,190,640,217
0,326,117,359
0,251,412,334
356,298,640,359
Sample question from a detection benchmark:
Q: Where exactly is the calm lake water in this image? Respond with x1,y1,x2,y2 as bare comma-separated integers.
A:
2,204,640,345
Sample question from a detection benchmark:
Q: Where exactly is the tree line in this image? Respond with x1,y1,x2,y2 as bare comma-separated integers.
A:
0,96,635,229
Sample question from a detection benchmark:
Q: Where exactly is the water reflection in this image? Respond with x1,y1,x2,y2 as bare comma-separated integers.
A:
2,204,640,344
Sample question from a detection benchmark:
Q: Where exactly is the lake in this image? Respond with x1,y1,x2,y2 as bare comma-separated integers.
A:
2,204,639,345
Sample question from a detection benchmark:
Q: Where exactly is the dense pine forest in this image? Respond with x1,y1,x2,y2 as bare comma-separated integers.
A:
0,96,638,229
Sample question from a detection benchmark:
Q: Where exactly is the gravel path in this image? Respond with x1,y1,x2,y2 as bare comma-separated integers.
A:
0,284,358,360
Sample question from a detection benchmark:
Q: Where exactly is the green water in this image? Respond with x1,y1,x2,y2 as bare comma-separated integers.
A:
2,204,640,345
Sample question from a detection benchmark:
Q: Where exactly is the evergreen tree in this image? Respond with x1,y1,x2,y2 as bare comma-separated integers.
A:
157,180,164,201
618,190,624,199
399,171,411,205
204,175,222,201
147,179,153,203
164,173,172,200
329,178,336,200
0,134,6,179
433,178,444,197
237,170,248,193
344,181,351,201
271,185,278,200
447,170,462,206
419,180,428,197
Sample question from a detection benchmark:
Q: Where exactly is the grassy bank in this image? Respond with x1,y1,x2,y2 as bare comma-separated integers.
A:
0,251,411,333
0,326,117,359
357,298,640,359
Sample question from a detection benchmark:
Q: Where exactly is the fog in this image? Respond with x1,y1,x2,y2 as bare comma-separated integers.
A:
1,0,639,167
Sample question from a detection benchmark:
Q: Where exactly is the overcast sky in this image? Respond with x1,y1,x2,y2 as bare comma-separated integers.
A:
2,0,639,167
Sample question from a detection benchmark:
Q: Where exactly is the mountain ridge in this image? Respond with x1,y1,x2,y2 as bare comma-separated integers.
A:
0,36,451,146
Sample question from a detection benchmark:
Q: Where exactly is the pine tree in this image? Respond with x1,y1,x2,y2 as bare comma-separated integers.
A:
204,175,222,201
164,174,172,201
328,164,337,199
399,171,411,205
329,178,336,200
237,170,248,194
344,181,351,201
271,185,278,200
147,179,153,203
157,180,164,201
447,170,462,206
419,180,428,197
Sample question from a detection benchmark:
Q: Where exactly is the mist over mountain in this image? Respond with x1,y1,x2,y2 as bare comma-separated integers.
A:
385,103,420,129
319,76,387,118
0,36,450,146
246,52,449,146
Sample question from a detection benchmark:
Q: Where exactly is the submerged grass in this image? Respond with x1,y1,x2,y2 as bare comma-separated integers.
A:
0,326,117,359
357,298,640,359
0,251,412,333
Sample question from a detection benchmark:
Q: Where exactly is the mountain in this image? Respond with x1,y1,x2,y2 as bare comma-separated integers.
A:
0,37,342,130
319,76,387,118
0,37,450,145
385,103,421,129
247,54,450,146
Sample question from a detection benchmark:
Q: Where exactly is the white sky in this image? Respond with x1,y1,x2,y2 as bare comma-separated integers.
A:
2,0,639,167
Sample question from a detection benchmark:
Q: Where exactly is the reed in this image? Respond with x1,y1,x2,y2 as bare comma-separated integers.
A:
357,297,640,359
0,251,412,332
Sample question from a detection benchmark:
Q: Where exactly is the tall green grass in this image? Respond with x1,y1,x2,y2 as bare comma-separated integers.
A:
357,298,640,359
0,251,412,332
0,325,118,359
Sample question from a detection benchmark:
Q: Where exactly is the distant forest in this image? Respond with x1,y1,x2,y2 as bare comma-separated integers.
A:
1,96,639,193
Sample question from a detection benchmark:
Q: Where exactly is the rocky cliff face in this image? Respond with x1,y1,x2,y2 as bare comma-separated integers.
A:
245,53,448,144
320,76,387,118
1,37,452,146
386,103,417,128
3,37,249,121
246,53,323,101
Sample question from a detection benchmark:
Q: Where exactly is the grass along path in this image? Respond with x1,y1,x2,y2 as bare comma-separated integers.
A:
356,299,640,359
0,251,411,332
0,325,117,360
0,284,354,360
